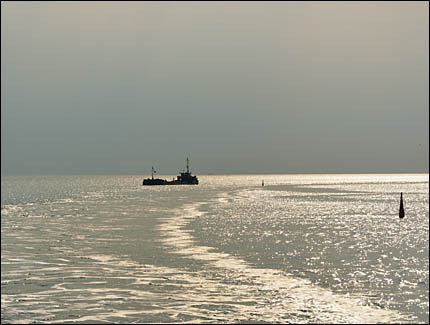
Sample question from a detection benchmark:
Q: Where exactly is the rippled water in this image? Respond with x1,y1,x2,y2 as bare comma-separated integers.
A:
1,174,429,323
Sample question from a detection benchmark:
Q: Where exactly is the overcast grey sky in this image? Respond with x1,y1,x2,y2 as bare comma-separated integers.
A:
1,1,428,175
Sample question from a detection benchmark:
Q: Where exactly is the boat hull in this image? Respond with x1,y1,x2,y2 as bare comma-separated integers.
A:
142,178,198,185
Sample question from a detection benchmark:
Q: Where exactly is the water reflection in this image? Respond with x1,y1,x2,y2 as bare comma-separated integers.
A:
1,175,428,323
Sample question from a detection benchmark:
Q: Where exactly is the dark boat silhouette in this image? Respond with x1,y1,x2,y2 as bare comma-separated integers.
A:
399,192,405,219
142,158,199,185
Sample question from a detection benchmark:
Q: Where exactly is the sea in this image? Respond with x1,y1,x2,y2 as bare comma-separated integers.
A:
1,174,429,324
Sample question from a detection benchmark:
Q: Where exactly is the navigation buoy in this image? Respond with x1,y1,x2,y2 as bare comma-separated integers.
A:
399,192,405,219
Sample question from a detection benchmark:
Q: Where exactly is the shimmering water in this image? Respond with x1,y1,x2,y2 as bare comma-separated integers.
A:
1,174,428,323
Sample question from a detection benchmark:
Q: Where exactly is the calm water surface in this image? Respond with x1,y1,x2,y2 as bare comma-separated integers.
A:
1,174,429,323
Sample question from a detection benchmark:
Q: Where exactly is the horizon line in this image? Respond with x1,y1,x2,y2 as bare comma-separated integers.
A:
2,172,429,177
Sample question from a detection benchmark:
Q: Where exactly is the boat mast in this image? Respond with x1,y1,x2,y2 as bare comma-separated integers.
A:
186,158,190,174
152,166,154,180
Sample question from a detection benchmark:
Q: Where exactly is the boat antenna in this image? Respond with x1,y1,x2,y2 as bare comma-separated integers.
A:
186,157,190,174
152,166,154,180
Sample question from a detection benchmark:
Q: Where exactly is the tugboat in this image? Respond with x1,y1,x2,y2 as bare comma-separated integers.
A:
142,158,199,185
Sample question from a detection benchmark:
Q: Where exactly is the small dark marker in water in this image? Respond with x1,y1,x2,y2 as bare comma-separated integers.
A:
399,192,405,219
262,180,264,187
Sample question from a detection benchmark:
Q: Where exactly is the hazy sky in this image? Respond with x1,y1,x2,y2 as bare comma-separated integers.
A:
1,1,429,175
